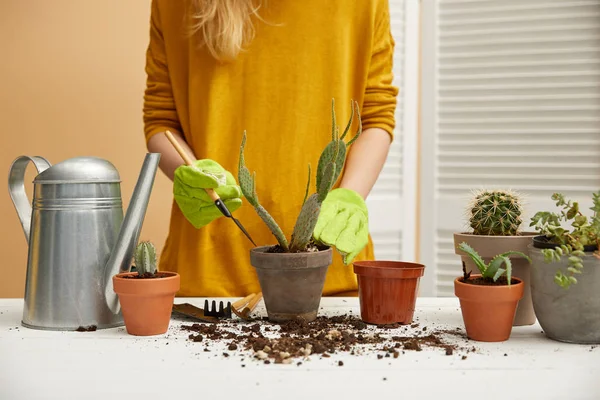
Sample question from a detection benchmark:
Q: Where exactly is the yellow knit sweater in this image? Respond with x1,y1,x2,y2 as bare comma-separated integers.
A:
143,0,398,297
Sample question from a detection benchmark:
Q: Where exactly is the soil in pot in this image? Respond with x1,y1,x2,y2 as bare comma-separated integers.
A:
353,261,425,325
529,240,600,344
113,271,180,336
250,246,332,323
454,273,524,342
454,232,536,326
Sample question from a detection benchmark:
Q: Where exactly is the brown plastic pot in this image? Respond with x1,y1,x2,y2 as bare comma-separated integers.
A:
454,232,536,326
353,261,425,325
250,246,332,323
454,275,524,342
113,271,180,336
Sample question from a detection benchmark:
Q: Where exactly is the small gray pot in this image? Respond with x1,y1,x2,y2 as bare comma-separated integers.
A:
250,246,332,323
529,242,600,344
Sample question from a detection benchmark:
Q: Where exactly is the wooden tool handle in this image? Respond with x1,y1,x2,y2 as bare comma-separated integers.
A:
165,130,195,166
248,292,263,312
165,130,221,201
232,293,255,309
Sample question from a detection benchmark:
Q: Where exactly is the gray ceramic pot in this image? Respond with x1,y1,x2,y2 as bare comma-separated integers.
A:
454,232,537,326
529,243,600,344
250,246,332,323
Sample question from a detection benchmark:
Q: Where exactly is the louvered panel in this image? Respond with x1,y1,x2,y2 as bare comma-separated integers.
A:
435,229,458,297
370,0,404,196
371,231,403,261
419,0,600,296
436,0,600,197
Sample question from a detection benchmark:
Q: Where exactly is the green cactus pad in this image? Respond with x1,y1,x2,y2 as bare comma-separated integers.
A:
316,140,346,191
317,162,337,202
290,194,322,252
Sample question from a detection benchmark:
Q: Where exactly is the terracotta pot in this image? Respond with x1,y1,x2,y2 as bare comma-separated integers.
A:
454,232,536,326
113,271,180,336
250,246,332,323
353,260,425,325
454,275,524,342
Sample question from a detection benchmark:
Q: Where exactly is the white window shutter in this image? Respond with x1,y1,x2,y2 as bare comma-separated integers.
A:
367,0,419,262
420,0,600,296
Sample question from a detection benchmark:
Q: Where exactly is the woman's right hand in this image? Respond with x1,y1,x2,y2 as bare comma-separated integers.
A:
173,159,243,228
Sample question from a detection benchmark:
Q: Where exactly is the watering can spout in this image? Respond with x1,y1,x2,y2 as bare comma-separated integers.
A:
104,153,161,314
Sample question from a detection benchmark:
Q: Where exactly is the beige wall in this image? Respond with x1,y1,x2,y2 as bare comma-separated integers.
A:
0,1,173,297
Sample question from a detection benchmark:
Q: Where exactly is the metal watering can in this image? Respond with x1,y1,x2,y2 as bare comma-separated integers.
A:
8,153,161,330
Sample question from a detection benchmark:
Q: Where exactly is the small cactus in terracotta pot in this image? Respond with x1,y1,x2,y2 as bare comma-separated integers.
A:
113,241,180,336
240,99,362,322
454,189,537,326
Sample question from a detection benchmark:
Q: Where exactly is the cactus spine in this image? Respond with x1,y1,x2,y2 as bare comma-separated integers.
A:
238,99,362,253
468,189,523,236
134,241,157,275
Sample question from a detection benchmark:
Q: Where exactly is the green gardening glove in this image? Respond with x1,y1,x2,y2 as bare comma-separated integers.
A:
173,159,242,229
313,188,369,265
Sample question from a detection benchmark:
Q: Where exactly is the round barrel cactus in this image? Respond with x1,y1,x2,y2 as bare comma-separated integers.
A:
468,189,523,236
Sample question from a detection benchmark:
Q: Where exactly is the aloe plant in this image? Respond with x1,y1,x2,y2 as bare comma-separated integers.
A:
530,191,600,288
238,99,362,253
457,242,531,286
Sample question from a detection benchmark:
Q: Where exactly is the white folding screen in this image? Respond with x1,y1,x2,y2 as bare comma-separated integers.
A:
367,0,420,263
420,0,600,296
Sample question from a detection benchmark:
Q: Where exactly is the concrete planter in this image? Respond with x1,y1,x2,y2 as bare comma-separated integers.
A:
529,241,600,344
250,246,332,323
454,232,537,326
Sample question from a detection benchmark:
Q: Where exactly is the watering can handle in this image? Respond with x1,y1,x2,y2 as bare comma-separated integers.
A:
8,156,52,242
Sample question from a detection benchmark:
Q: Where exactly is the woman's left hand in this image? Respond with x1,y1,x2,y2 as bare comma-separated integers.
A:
313,188,369,264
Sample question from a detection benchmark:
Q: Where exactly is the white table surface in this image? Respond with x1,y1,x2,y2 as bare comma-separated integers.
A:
0,297,598,400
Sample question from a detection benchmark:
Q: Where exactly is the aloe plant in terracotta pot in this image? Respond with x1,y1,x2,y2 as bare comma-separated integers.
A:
528,191,600,344
113,241,180,336
454,242,528,342
239,100,363,323
454,189,537,326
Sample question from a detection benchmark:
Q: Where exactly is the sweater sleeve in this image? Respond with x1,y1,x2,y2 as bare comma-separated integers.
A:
143,0,182,143
361,1,399,140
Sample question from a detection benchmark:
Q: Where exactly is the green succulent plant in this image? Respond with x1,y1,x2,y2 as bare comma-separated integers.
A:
238,99,362,253
134,241,157,276
468,189,524,236
530,191,600,288
457,242,530,286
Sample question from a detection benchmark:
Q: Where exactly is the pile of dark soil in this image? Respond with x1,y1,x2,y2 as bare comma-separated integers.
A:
181,314,472,365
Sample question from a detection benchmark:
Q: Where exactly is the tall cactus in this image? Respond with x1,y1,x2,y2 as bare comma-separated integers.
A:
238,132,290,251
134,241,157,275
238,99,362,253
289,100,362,252
468,189,523,236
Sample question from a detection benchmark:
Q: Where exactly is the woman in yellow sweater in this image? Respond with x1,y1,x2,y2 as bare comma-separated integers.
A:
144,0,398,297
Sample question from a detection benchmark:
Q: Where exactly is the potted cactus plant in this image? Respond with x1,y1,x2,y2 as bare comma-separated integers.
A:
453,189,537,326
113,241,180,336
239,100,361,323
528,191,600,343
454,242,528,342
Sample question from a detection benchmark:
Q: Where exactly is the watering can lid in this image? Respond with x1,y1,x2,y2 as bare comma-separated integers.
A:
34,157,121,184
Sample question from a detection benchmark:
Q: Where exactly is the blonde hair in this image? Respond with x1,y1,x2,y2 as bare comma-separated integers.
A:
188,0,262,62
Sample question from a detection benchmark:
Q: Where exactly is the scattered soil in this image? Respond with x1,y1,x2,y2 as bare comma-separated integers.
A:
181,313,471,365
121,272,171,279
76,325,97,332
